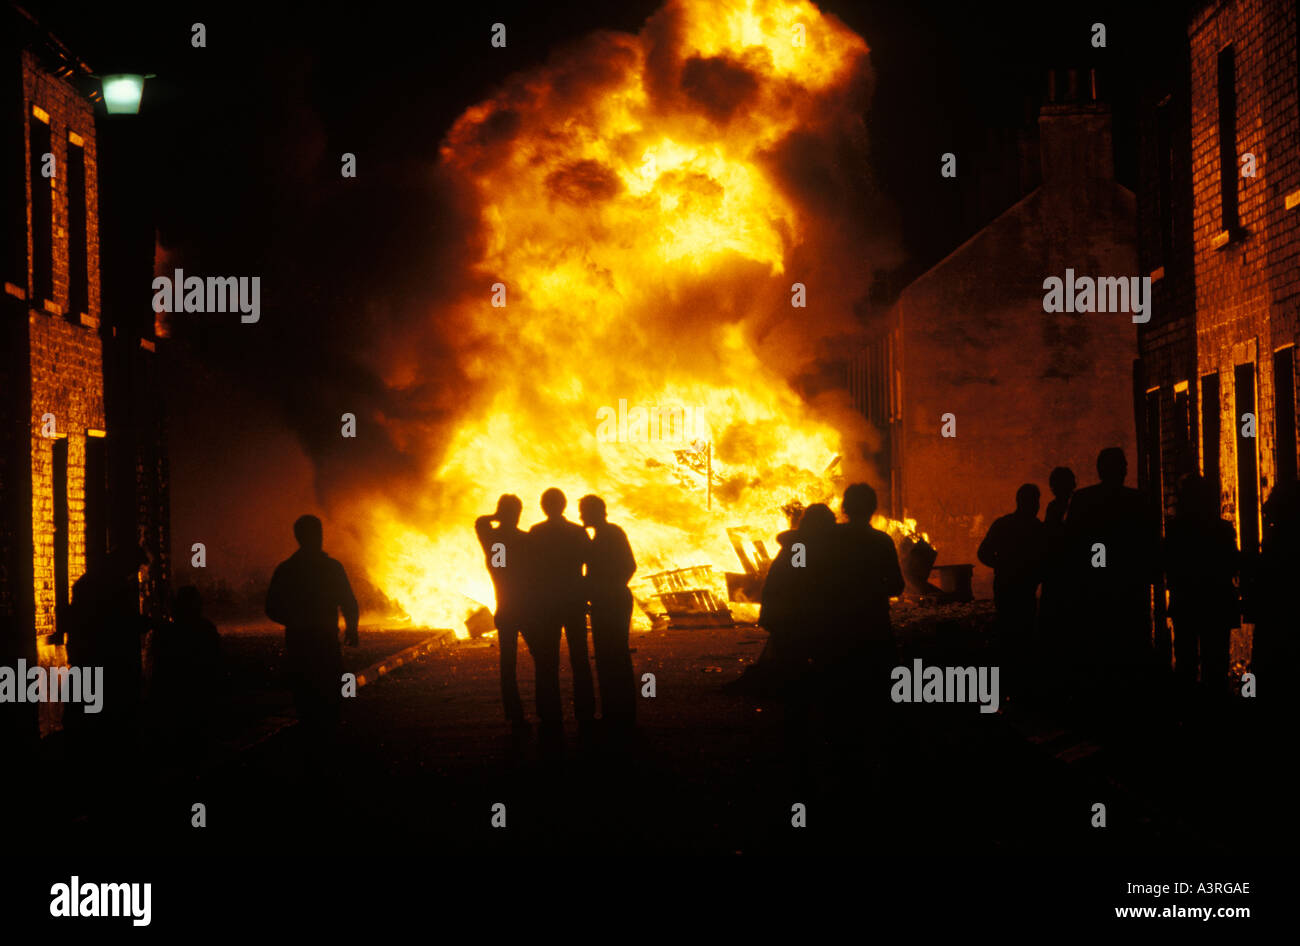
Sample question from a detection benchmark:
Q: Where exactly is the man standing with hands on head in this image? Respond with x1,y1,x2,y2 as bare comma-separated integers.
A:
475,494,534,741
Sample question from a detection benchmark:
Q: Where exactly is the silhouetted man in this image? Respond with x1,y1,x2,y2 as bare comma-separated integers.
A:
152,585,221,773
977,483,1047,655
1044,467,1076,528
768,503,840,779
758,513,806,677
579,495,637,742
1164,474,1239,697
527,488,596,748
1255,479,1299,690
265,515,359,765
476,495,532,733
1039,466,1076,642
1066,448,1157,668
65,546,149,762
834,484,905,658
830,485,904,777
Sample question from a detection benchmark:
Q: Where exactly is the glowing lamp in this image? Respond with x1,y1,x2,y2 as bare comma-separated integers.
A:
100,74,148,114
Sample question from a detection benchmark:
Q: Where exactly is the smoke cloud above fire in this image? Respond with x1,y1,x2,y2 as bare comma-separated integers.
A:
317,0,903,629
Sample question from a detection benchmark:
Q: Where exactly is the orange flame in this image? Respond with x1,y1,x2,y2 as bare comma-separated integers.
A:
352,0,899,634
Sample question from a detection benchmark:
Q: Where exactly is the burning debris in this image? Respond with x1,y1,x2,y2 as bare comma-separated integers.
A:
870,516,973,603
639,565,733,628
723,525,773,604
725,507,952,613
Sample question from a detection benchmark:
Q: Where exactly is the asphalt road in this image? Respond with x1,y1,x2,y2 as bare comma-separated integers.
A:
32,610,1289,858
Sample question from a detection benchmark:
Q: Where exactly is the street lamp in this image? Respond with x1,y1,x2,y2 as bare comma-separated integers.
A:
99,73,152,114
92,65,163,629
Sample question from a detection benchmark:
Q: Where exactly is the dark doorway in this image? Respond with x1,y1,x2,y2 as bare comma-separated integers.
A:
1173,383,1193,476
1145,389,1168,660
52,437,69,637
1201,373,1221,500
1234,362,1260,557
85,434,107,574
1274,347,1297,488
1145,389,1164,528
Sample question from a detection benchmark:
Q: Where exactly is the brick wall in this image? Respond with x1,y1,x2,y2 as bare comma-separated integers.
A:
19,48,104,639
1188,0,1300,547
28,316,104,637
20,49,100,322
1262,0,1300,479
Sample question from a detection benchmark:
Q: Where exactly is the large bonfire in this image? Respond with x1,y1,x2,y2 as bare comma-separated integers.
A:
347,0,917,633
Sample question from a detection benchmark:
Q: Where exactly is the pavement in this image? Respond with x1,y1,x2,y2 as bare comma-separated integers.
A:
27,612,1290,857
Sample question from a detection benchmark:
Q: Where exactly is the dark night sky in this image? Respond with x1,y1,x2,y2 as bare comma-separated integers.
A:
21,0,1187,587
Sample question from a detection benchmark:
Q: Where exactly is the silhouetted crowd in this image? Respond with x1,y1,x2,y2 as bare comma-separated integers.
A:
53,514,353,781
475,488,638,757
744,483,904,781
977,446,1299,718
53,546,222,803
39,446,1297,791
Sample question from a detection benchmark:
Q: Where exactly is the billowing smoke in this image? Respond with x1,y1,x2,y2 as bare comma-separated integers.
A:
168,0,902,626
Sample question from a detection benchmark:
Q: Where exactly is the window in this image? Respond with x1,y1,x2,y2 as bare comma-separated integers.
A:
1202,372,1221,499
67,137,88,318
1217,46,1238,233
1157,100,1174,264
1275,347,1298,487
29,112,53,304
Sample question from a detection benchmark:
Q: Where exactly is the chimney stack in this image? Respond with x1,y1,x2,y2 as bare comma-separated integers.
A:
1039,67,1113,186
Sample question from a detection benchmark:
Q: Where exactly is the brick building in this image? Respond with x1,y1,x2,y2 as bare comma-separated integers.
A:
2,5,168,742
1135,0,1300,636
858,73,1140,595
